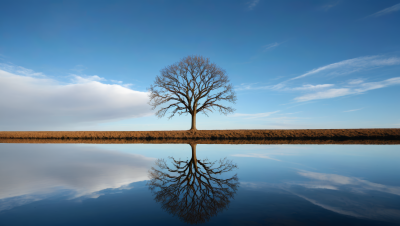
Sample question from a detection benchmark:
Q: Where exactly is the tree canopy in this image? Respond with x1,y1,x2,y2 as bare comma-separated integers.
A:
148,55,236,130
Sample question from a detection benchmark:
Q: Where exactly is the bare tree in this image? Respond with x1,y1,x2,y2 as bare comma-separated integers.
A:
148,55,237,130
147,143,239,224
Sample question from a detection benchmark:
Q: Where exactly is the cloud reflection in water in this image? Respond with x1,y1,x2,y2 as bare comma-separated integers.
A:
0,144,154,211
241,170,400,224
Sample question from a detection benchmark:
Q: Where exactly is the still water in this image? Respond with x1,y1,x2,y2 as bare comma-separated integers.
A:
0,143,399,225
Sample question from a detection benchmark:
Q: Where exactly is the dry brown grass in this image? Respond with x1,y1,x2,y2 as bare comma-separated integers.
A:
0,138,399,145
0,129,399,142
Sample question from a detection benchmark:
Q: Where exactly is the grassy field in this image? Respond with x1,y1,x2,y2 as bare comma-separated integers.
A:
0,138,399,144
0,129,399,141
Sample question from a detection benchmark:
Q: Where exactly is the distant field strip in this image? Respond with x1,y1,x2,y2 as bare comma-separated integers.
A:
1,138,399,145
0,129,399,141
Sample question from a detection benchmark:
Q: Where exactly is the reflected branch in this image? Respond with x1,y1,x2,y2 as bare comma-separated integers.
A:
147,143,239,224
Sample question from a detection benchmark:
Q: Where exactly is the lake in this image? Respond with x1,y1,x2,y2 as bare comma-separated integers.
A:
0,143,399,225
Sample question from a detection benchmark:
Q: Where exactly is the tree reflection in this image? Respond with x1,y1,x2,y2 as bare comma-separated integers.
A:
147,143,239,224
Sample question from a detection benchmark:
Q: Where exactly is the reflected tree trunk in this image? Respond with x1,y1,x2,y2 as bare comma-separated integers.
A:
190,143,198,171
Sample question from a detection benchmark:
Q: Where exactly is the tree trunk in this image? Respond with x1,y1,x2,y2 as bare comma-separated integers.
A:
190,112,197,130
190,143,198,172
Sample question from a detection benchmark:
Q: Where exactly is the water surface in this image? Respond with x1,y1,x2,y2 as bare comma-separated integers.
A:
0,143,399,225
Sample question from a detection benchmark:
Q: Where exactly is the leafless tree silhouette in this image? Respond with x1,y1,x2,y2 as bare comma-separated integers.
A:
148,55,237,130
147,143,239,224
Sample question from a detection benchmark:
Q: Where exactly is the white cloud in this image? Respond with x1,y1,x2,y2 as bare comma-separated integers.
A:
111,80,123,84
235,83,270,91
297,170,400,197
240,170,400,223
263,42,280,51
291,193,368,219
290,55,400,81
320,1,340,11
294,77,400,102
299,171,353,185
235,82,287,91
348,78,364,85
271,83,286,90
230,110,280,119
0,67,152,130
343,108,362,112
298,184,338,190
357,77,400,91
291,84,334,91
0,63,45,77
295,88,351,102
367,3,400,18
247,0,260,10
71,74,106,83
0,144,155,211
122,83,134,88
285,170,400,222
236,55,400,95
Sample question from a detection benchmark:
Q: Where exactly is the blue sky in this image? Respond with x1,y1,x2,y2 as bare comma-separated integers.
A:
0,0,399,130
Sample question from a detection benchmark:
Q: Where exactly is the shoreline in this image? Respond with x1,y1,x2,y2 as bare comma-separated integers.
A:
0,129,399,143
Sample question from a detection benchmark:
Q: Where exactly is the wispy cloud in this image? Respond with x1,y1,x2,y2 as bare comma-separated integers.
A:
237,83,335,92
278,111,302,115
122,83,133,88
235,83,287,91
71,64,87,74
367,3,400,18
284,170,400,223
294,77,400,102
290,55,400,81
111,80,123,84
235,83,266,91
291,84,334,91
71,74,106,83
0,63,45,77
241,169,400,224
70,74,135,88
348,78,364,85
235,55,400,105
236,55,400,93
263,42,280,51
289,192,389,221
295,88,351,102
343,108,363,112
247,0,260,10
230,110,280,119
320,1,340,11
297,170,400,196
